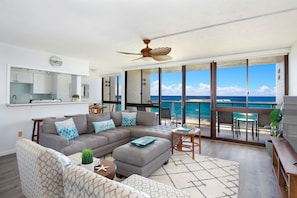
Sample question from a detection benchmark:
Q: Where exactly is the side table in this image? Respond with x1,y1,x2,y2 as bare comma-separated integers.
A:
94,159,117,180
171,128,201,160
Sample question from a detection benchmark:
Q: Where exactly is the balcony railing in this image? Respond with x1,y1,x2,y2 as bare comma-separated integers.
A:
151,99,276,127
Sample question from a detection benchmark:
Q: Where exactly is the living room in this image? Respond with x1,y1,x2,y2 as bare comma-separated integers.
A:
1,1,297,197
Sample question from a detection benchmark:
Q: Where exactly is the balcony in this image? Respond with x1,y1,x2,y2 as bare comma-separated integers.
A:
152,99,276,145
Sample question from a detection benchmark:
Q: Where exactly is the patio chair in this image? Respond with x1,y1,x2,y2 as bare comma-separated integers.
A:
136,105,146,111
218,111,234,136
160,107,177,126
257,112,271,133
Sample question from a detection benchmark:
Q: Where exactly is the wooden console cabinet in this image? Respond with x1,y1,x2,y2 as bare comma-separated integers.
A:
271,137,297,198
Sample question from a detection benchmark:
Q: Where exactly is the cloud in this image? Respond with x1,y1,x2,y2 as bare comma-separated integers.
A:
186,83,210,95
257,85,270,93
217,85,246,96
249,85,275,96
150,80,181,95
151,81,275,96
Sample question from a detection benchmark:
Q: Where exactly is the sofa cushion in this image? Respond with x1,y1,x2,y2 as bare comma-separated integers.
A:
87,113,111,133
122,112,137,126
94,128,131,143
69,114,88,134
55,118,79,140
110,111,122,126
61,135,108,156
43,117,68,134
126,125,172,140
136,111,157,126
93,119,116,133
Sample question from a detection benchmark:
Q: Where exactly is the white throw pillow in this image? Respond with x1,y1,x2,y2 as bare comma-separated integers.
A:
55,118,79,140
122,112,137,126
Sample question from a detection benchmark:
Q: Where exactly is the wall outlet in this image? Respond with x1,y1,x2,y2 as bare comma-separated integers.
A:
18,131,23,137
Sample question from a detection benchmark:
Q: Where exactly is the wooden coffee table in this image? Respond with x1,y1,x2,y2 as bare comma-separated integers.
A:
94,159,117,180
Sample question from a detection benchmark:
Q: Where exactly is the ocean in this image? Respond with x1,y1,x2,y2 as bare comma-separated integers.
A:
150,96,276,121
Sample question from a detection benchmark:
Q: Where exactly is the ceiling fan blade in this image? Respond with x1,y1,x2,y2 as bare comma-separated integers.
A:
117,51,141,55
150,47,171,55
131,56,147,61
152,55,172,61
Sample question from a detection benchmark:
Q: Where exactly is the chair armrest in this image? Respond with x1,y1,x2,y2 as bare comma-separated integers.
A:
122,174,191,197
39,133,69,152
63,166,150,198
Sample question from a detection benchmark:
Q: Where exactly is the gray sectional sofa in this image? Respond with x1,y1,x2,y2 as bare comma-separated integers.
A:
39,111,173,157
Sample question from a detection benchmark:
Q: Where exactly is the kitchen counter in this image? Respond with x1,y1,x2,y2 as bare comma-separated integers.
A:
6,101,89,107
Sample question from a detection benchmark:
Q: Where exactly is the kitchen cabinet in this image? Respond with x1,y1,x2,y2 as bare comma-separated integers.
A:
10,69,33,83
33,72,53,94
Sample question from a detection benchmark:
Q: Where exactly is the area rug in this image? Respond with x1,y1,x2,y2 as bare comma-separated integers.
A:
104,152,239,198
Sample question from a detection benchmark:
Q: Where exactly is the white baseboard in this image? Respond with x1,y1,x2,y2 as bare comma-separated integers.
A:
0,148,16,157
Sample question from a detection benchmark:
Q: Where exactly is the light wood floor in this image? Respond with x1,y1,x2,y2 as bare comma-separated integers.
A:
0,139,280,198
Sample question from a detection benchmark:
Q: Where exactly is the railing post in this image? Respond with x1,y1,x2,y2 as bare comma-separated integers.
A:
198,102,201,127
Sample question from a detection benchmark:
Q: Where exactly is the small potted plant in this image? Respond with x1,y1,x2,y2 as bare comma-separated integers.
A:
72,94,80,102
269,109,283,136
81,149,94,171
266,108,283,157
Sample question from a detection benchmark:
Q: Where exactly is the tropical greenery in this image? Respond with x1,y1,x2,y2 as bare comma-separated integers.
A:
82,149,93,164
269,109,283,136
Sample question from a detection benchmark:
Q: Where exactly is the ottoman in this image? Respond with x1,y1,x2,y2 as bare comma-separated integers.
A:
113,136,171,177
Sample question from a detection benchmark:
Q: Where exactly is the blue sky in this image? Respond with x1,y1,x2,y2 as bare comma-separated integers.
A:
150,64,276,96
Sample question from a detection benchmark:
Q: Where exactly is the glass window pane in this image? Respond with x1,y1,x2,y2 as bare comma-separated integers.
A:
248,56,283,109
217,60,247,108
186,64,211,137
161,67,182,123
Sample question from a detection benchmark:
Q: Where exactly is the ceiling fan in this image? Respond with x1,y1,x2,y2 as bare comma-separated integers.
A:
117,39,172,61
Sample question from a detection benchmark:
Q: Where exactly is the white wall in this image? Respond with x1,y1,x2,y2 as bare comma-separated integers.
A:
0,43,90,156
289,41,297,95
55,73,72,101
81,74,102,103
276,62,284,104
127,70,141,103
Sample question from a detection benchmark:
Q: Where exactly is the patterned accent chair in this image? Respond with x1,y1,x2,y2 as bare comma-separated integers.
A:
16,139,71,198
17,139,190,198
64,165,151,198
63,165,191,198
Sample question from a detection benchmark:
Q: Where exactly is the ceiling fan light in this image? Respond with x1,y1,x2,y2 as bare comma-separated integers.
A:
143,57,152,61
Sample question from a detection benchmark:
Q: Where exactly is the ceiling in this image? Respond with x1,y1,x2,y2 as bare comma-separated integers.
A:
1,0,297,75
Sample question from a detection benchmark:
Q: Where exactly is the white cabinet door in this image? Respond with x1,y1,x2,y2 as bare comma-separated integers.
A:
33,72,53,94
10,69,33,83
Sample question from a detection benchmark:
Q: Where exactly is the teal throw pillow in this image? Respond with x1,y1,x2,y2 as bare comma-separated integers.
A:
122,112,137,126
93,119,116,133
55,118,79,140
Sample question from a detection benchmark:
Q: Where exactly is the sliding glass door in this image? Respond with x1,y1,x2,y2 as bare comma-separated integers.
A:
215,56,283,144
122,55,286,145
